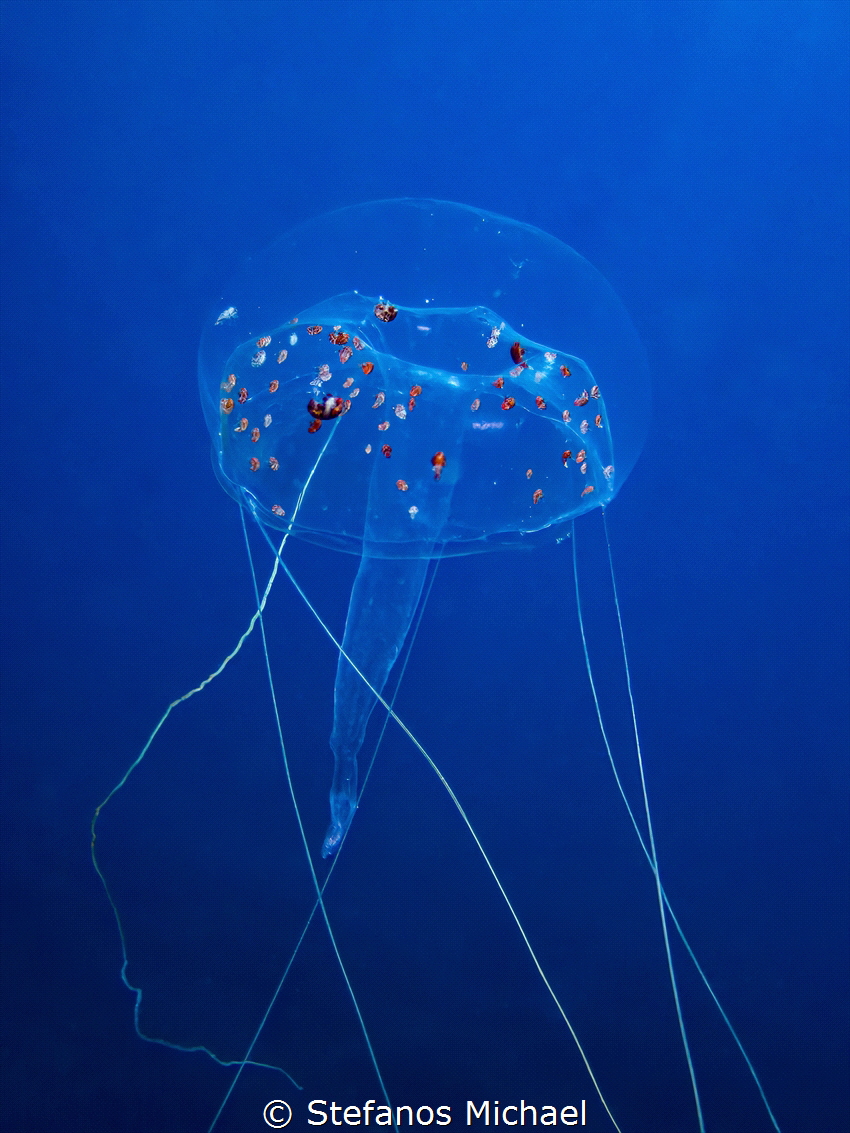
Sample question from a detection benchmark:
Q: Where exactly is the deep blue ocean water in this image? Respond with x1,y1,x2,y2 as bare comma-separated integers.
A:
1,3,847,1132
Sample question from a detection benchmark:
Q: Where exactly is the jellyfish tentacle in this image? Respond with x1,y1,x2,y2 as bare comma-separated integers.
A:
323,550,431,857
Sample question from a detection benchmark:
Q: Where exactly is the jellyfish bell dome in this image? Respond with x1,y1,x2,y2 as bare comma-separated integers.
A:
199,199,649,557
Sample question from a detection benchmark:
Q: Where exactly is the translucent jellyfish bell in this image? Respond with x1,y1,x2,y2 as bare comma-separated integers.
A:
199,200,650,558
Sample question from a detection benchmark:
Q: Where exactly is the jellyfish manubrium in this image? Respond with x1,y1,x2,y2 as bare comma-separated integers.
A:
199,199,650,859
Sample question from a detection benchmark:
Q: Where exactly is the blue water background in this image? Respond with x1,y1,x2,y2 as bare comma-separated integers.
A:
1,3,847,1132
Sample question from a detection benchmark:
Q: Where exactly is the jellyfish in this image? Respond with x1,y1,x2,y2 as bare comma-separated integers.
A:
93,202,781,1133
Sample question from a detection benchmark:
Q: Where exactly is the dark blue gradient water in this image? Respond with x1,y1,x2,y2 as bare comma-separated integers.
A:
1,4,847,1131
